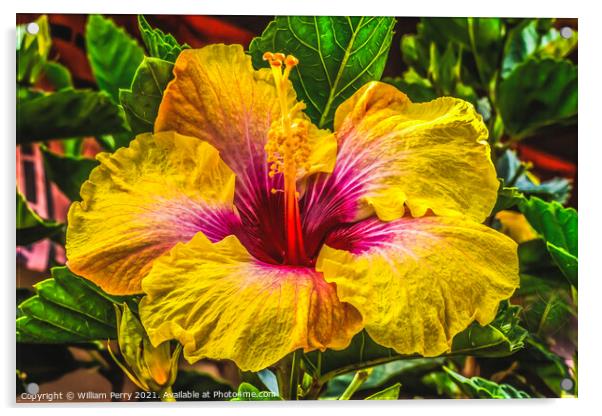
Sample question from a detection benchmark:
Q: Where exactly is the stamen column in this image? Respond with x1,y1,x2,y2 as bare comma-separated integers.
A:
263,52,309,265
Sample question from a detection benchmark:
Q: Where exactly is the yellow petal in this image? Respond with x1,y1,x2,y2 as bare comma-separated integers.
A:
155,44,336,179
302,123,337,177
316,216,519,357
495,210,538,243
66,132,237,295
333,81,498,222
139,232,362,372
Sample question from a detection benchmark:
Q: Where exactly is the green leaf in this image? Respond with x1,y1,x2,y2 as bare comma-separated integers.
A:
500,19,571,79
16,190,63,246
518,238,567,286
522,290,573,337
230,382,282,401
324,358,443,399
491,180,526,215
523,178,571,205
304,331,398,382
16,289,34,317
365,383,401,400
383,70,437,103
17,15,51,85
428,42,461,95
249,16,396,129
450,302,528,357
521,336,574,396
17,85,43,103
43,62,73,90
537,27,578,60
421,371,462,397
455,83,479,107
119,57,174,135
138,15,188,63
419,18,471,47
16,15,74,90
444,367,530,398
400,34,430,78
41,147,98,201
306,302,527,383
501,20,543,79
17,89,129,143
98,132,134,151
60,138,85,157
518,240,574,337
86,14,145,102
496,149,571,204
16,267,122,343
518,244,574,339
421,17,504,89
498,58,577,138
547,243,578,287
520,197,577,287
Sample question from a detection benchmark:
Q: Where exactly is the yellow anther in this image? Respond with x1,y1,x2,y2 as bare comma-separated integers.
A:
263,51,313,181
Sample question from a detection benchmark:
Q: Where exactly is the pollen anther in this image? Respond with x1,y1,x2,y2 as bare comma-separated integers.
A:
263,52,311,179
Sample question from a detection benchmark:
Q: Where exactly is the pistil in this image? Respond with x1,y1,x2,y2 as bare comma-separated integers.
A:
263,52,309,265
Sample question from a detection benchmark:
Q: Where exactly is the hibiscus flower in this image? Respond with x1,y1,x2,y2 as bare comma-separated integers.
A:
66,44,518,372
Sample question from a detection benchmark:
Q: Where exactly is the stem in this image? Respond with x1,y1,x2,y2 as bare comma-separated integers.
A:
304,379,324,400
275,350,302,400
318,347,501,386
289,351,301,400
319,354,415,385
338,369,372,400
160,386,175,402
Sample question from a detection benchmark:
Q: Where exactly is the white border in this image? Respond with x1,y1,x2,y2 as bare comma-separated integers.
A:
3,1,600,415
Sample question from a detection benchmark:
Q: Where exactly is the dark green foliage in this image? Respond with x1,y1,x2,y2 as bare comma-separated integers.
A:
306,303,527,382
17,267,122,343
249,16,396,128
41,146,99,201
86,14,145,102
498,59,577,138
119,57,174,135
444,367,530,398
520,197,578,287
17,89,129,143
138,15,189,62
496,149,571,204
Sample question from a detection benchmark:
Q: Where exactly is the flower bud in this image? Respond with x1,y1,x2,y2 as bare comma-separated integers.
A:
109,303,181,394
